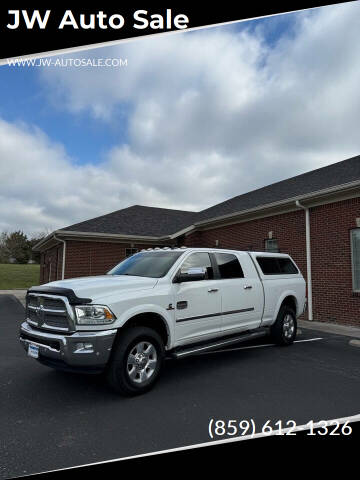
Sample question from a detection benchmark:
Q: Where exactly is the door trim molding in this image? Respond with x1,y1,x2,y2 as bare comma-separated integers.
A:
176,307,254,323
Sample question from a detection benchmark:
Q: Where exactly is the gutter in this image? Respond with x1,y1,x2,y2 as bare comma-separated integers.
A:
169,224,195,239
295,200,313,321
32,229,172,251
53,234,66,280
32,231,57,251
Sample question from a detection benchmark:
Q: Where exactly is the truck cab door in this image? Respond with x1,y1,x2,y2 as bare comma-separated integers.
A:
211,252,263,333
173,252,222,344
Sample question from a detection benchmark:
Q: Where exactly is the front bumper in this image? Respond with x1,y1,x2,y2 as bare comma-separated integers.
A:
19,322,117,373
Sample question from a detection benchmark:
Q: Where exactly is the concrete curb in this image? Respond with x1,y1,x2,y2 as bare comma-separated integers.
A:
299,319,360,339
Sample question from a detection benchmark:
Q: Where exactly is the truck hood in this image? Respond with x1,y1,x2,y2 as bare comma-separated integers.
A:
45,275,158,301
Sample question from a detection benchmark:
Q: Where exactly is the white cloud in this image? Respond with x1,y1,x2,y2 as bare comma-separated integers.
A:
2,2,360,234
0,119,174,234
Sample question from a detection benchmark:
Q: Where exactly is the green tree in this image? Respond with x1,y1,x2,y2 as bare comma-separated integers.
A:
0,232,8,263
0,230,48,264
3,231,29,264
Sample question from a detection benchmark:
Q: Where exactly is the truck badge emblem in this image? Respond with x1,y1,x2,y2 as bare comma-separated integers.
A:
36,298,45,326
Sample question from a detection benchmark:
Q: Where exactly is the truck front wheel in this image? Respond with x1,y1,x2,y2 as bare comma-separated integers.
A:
270,306,297,345
106,326,164,396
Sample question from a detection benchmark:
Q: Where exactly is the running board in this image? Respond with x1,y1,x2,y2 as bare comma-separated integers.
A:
169,328,268,359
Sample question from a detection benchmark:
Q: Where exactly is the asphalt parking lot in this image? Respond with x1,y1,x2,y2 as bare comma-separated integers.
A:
1,294,359,478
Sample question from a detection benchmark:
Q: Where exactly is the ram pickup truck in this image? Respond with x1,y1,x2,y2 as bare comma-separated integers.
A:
20,248,306,395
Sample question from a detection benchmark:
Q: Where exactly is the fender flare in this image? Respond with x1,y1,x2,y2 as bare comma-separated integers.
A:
115,304,174,349
273,292,299,322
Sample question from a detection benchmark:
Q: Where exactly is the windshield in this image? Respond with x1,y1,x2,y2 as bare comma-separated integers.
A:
108,251,184,278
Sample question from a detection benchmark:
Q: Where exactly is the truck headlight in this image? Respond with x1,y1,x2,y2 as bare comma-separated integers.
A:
74,305,116,325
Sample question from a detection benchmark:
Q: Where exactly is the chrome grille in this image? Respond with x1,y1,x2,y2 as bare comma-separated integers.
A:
26,294,71,332
28,296,65,311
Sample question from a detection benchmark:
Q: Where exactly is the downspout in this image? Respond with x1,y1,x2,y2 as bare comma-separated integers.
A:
53,234,66,280
295,200,313,321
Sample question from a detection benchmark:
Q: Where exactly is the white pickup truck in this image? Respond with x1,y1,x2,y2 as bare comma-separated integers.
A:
20,248,306,395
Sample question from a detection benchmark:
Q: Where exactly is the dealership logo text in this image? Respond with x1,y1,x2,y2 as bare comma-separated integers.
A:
6,9,189,31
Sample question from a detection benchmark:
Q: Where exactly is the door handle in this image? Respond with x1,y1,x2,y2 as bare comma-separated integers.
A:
243,285,253,290
208,288,219,293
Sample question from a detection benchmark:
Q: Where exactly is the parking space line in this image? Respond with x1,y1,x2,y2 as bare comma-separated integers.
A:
294,337,323,343
196,337,323,355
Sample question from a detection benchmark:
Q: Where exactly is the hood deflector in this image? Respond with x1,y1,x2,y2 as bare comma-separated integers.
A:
27,286,92,305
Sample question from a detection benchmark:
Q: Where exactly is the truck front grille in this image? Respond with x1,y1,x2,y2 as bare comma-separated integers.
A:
27,294,72,332
28,296,65,311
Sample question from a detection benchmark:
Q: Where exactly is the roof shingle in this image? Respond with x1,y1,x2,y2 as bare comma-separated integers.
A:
62,205,197,237
197,155,360,222
61,155,360,237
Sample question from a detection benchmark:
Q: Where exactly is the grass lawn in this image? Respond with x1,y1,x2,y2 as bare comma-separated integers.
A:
0,264,40,289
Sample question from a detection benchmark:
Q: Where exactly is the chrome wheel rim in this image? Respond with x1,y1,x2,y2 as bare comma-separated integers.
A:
283,314,295,339
127,341,157,384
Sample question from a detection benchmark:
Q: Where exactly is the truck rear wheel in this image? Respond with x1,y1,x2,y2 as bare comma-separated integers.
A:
106,326,164,396
270,306,297,345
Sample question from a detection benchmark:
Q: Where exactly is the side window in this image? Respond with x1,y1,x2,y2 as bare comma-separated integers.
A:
256,257,280,274
351,229,360,291
214,253,244,279
180,253,214,279
278,258,298,274
257,256,298,275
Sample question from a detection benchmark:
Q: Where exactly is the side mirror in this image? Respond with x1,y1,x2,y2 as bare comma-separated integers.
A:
174,267,206,283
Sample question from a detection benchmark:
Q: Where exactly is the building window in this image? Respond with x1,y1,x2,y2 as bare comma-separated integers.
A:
125,248,138,258
265,238,279,253
351,229,360,291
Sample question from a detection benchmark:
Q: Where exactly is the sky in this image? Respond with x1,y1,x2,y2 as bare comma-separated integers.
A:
0,2,360,235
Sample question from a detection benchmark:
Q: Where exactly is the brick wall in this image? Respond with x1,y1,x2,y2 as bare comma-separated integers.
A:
40,241,172,284
310,197,360,326
39,244,63,284
63,241,166,280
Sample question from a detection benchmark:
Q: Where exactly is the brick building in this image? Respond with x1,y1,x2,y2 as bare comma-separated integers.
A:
34,155,360,327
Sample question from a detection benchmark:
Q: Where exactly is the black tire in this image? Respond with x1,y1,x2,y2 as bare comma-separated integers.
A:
106,326,164,396
270,306,297,345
